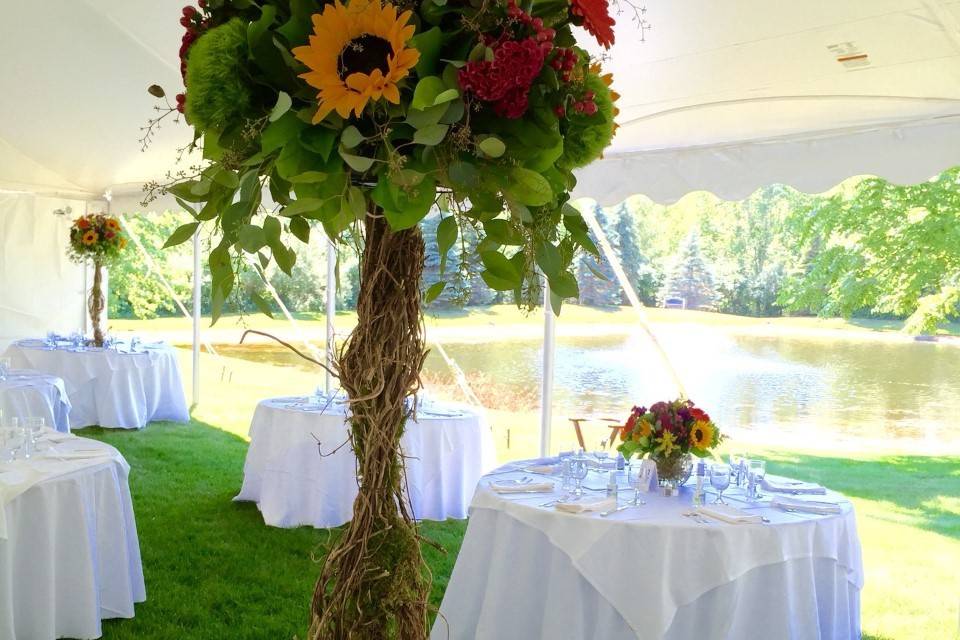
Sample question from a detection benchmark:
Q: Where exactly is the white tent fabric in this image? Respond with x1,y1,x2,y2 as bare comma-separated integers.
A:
0,1,959,204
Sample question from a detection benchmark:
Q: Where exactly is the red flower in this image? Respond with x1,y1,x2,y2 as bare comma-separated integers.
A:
570,0,615,49
459,38,545,118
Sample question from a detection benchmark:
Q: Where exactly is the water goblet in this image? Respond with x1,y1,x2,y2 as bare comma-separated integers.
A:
749,459,767,498
627,461,644,505
558,451,574,492
570,454,590,499
24,417,45,453
0,427,21,463
709,464,731,504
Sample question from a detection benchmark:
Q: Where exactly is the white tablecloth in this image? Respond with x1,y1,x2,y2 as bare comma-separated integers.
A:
0,370,72,432
434,460,863,640
3,340,189,429
235,396,498,528
0,431,146,639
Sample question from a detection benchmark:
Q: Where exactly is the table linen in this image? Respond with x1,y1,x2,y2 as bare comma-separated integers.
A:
433,459,863,640
0,431,145,639
0,369,71,432
235,396,497,528
3,340,189,429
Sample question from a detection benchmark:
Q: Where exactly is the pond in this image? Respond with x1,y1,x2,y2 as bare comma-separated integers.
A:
212,325,960,449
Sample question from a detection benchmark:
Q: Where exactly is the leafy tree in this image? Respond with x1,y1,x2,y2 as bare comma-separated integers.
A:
661,230,717,309
779,169,960,333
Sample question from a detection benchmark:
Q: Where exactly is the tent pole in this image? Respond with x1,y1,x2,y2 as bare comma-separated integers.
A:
325,239,336,394
539,281,556,457
192,230,201,409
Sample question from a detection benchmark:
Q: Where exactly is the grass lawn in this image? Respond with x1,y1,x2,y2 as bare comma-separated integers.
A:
78,420,959,640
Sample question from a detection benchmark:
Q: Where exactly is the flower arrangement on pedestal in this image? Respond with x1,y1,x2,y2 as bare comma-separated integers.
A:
67,214,128,347
617,399,723,488
147,0,626,636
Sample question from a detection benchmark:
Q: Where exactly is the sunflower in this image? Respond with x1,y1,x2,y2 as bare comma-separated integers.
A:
82,230,99,246
689,420,715,450
293,0,420,122
105,218,121,233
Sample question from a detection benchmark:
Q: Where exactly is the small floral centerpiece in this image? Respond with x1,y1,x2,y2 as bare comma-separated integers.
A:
617,399,722,489
67,214,128,347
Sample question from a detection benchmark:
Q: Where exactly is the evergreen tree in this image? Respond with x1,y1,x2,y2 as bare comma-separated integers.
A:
660,230,717,309
613,204,660,306
577,206,621,307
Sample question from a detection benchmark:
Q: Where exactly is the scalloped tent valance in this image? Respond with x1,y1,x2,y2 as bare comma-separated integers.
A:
1,0,959,205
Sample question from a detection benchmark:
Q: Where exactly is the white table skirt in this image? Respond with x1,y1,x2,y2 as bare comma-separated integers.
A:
235,396,498,528
434,461,863,640
3,341,189,429
0,370,71,432
0,437,145,639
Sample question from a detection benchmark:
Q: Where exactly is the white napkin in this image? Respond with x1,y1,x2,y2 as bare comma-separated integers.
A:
771,496,842,514
45,450,113,460
0,470,28,487
490,480,555,493
696,504,763,524
555,496,617,514
762,475,826,495
525,464,560,474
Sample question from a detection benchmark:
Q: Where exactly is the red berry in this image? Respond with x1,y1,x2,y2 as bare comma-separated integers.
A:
584,91,595,100
182,6,197,17
179,16,191,27
540,41,554,53
532,17,543,29
553,105,566,117
198,0,207,7
583,101,598,115
542,28,556,40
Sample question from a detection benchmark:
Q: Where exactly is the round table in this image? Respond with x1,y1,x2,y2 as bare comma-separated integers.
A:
0,369,72,432
235,396,498,529
0,430,145,639
433,459,863,640
3,340,189,429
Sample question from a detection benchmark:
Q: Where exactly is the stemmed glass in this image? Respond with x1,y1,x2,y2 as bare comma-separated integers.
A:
710,464,731,504
569,454,589,500
627,461,645,505
24,417,45,454
749,459,767,499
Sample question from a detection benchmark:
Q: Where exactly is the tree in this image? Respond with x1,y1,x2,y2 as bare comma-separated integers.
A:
613,203,660,305
421,213,495,308
577,206,620,306
661,231,717,309
779,169,960,333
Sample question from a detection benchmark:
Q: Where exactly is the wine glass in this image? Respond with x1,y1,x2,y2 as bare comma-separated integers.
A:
24,417,45,453
627,461,645,505
749,459,767,498
569,454,589,499
710,464,731,504
0,427,22,463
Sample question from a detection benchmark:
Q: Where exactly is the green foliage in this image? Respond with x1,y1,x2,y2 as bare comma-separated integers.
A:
779,169,960,333
660,231,717,310
185,19,256,133
557,71,616,170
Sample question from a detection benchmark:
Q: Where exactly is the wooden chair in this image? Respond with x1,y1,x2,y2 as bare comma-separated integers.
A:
569,416,626,451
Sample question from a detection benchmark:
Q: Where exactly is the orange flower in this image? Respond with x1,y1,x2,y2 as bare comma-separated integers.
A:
76,217,90,230
105,218,121,232
82,230,99,246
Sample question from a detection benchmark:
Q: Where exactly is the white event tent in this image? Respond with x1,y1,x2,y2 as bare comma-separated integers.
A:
2,0,959,432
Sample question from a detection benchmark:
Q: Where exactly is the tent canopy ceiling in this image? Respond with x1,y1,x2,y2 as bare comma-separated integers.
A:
1,0,959,205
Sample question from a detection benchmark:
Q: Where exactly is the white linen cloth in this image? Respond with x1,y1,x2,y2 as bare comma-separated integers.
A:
0,369,71,432
3,340,189,429
0,431,145,639
433,460,863,640
235,396,498,528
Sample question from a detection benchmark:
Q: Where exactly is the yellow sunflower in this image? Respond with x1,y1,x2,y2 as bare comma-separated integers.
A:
690,420,715,450
82,230,99,246
105,218,121,232
293,0,420,122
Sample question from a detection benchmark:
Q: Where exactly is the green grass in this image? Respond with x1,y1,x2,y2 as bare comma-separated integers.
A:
74,422,960,639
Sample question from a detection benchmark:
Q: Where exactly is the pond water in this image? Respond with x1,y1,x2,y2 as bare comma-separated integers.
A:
213,325,960,449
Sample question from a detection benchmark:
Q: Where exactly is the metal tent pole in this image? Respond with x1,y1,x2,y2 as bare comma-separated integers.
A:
192,230,201,408
539,282,556,457
325,239,336,394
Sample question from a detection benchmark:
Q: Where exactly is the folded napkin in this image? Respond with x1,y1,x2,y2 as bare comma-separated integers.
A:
490,479,555,494
45,449,113,460
771,496,842,515
0,470,28,487
762,475,826,495
696,504,763,524
555,496,617,514
525,464,561,474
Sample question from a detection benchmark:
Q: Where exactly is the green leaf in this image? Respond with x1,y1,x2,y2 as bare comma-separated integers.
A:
410,27,443,76
164,222,199,248
478,136,506,158
535,240,562,278
413,123,449,146
263,112,307,154
299,126,337,161
166,181,208,203
263,216,281,244
437,215,458,273
434,88,459,104
339,147,375,172
548,269,579,299
269,91,292,122
424,281,446,303
505,167,553,206
406,103,447,130
238,224,266,253
411,76,446,110
289,216,310,243
348,186,366,219
480,250,521,291
210,168,240,189
274,243,296,275
341,126,365,149
250,291,275,318
289,171,329,184
371,175,437,230
281,198,327,218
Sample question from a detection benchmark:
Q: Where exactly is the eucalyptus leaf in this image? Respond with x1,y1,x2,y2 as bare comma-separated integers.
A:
164,222,199,249
339,147,375,172
269,91,292,122
250,291,275,318
505,167,553,206
238,224,266,253
478,136,506,158
289,216,310,243
341,126,365,149
413,123,449,146
424,281,446,303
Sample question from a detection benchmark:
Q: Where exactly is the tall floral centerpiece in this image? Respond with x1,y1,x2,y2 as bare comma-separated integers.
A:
67,214,128,347
617,400,723,489
150,0,621,636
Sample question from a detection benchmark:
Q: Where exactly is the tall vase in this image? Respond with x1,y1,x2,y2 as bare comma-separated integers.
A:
652,451,693,497
88,258,106,348
310,213,430,639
